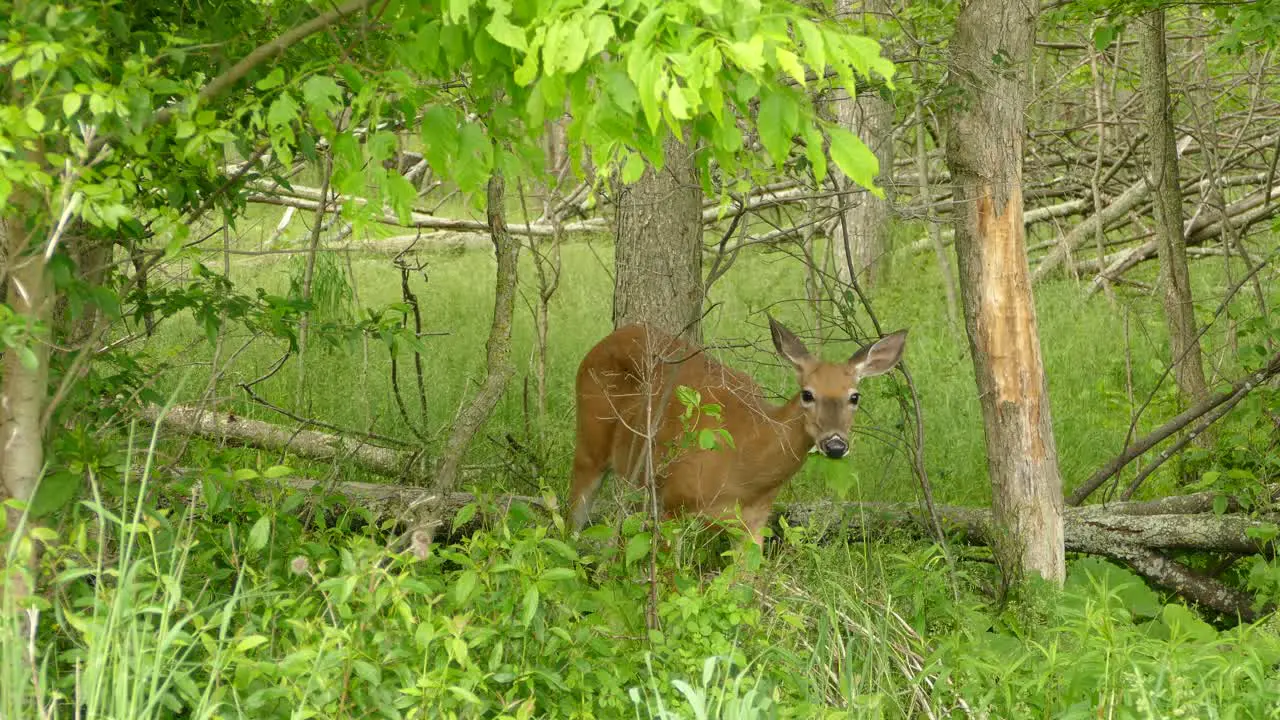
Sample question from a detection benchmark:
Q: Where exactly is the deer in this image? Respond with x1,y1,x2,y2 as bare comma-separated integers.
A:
568,315,908,549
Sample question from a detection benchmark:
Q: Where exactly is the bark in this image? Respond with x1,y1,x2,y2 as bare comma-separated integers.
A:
942,0,1065,584
613,129,704,343
431,172,519,494
833,0,896,288
1140,9,1210,406
141,404,428,480
0,192,51,605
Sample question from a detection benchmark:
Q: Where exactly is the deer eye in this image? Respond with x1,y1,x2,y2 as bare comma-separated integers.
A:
849,392,861,406
800,389,815,404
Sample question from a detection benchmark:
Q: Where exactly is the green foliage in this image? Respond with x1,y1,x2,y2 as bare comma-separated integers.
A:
11,457,1280,718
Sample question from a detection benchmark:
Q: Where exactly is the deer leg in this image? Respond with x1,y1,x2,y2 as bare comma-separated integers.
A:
569,420,614,531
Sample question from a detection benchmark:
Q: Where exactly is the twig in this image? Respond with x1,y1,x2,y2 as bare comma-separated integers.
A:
1068,350,1280,506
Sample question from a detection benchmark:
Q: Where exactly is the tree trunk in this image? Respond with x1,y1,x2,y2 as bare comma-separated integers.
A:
942,0,1065,584
0,193,50,604
1140,8,1210,407
613,130,704,344
913,62,959,330
833,0,895,289
432,171,519,494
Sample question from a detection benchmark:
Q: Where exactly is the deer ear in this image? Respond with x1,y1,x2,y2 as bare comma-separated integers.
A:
769,315,814,370
849,329,908,378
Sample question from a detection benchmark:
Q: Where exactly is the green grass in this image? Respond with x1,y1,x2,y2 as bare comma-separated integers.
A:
140,207,1271,507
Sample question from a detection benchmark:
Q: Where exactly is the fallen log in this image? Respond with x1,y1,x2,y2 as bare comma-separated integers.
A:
259,478,1278,621
141,404,430,482
1083,184,1280,292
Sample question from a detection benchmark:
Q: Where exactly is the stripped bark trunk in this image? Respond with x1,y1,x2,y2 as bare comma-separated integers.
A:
613,129,704,344
943,0,1065,584
1140,9,1210,408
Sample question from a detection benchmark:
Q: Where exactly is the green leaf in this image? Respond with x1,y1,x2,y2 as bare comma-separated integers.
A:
386,170,417,225
267,92,299,128
521,585,539,625
514,51,540,86
455,569,479,604
697,428,717,450
175,119,196,140
797,20,825,76
447,0,471,24
726,35,765,75
540,567,577,582
775,47,806,87
235,635,270,653
1161,603,1218,643
486,13,528,51
28,471,80,518
62,93,82,118
621,152,646,184
828,126,881,197
625,531,651,566
16,346,38,371
667,82,691,119
256,68,286,90
757,91,793,165
585,15,615,57
803,125,827,184
452,502,478,530
263,465,294,479
1212,495,1229,515
247,515,271,552
25,107,46,132
1093,24,1118,51
302,75,342,115
546,19,588,75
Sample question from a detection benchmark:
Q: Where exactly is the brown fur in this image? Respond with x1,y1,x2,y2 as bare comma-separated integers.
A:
568,318,908,547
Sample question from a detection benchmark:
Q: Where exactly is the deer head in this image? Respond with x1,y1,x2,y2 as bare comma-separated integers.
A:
768,316,908,459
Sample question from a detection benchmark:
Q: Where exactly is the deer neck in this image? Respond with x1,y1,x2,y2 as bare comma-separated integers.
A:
763,394,814,471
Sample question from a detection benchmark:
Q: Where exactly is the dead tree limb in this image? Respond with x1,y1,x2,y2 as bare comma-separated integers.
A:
141,404,427,480
1067,349,1280,506
260,478,1278,621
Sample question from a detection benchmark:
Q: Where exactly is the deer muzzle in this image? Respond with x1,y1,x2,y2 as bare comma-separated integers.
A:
819,435,849,459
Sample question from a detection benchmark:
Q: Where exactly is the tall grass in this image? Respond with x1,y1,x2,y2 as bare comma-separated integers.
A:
145,218,1271,506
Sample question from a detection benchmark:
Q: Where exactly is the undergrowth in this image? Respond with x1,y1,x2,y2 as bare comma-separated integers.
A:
6,428,1280,719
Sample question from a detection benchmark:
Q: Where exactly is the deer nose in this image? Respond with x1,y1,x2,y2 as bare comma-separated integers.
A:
820,435,849,459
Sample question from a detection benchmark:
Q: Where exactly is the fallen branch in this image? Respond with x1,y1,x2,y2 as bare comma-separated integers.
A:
245,192,608,236
1067,349,1280,506
262,478,1279,621
1084,184,1280,291
140,404,429,481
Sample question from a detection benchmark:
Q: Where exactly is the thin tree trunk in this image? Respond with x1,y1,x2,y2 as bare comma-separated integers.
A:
833,0,895,289
943,0,1065,584
913,62,959,331
295,153,333,407
432,171,519,494
613,129,704,344
0,194,50,606
1140,8,1210,406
